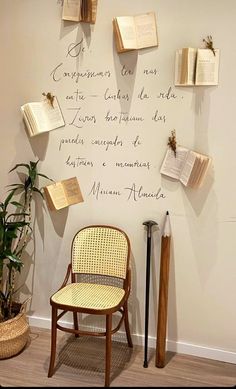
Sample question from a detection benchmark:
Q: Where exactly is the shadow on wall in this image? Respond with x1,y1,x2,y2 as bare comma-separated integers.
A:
11,129,69,316
20,120,49,161
12,175,51,317
20,121,70,239
129,248,142,339
183,182,219,288
42,206,69,238
113,43,138,115
184,166,214,216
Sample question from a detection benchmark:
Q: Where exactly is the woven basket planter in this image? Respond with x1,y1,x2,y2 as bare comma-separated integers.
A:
0,304,30,359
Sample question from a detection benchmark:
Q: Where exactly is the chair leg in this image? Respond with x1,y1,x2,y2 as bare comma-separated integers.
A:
48,306,58,377
124,301,133,348
73,312,79,337
105,314,112,387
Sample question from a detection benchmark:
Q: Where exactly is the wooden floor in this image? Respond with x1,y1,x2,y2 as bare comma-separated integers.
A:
0,326,235,387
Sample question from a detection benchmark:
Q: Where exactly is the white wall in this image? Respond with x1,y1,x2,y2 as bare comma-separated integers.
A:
1,0,236,363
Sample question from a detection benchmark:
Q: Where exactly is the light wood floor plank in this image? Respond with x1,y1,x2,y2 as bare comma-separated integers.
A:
0,327,235,387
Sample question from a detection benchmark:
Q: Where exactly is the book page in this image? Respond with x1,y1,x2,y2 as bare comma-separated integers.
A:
190,154,211,188
44,182,68,210
115,16,137,50
134,12,158,49
175,48,196,86
62,177,84,205
174,49,183,86
41,97,65,131
62,0,81,22
160,146,189,180
180,150,197,186
195,48,220,85
81,0,87,20
183,47,197,85
24,102,48,134
90,0,97,24
113,18,129,53
25,104,39,134
198,157,211,187
82,0,97,23
21,106,35,136
187,154,202,187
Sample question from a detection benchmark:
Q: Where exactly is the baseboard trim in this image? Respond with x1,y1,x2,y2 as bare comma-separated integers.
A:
28,315,236,365
166,340,236,365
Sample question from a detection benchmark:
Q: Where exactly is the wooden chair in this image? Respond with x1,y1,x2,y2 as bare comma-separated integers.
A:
48,225,133,387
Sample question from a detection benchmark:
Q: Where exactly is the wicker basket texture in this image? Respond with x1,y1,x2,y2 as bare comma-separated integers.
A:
0,310,29,359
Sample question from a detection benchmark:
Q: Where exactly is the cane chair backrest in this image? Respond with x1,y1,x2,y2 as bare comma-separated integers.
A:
71,226,130,279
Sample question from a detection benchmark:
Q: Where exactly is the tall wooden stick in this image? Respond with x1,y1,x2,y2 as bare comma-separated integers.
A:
143,220,158,368
156,211,171,368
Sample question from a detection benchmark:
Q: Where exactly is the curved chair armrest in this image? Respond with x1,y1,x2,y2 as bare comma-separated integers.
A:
59,263,72,290
124,267,131,293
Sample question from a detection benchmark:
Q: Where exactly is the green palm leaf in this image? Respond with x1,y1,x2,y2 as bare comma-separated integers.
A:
9,163,30,173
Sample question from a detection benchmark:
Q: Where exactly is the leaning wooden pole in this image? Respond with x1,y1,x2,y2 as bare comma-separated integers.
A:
156,211,171,368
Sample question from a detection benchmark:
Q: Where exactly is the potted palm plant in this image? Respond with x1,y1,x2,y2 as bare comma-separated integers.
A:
0,160,52,358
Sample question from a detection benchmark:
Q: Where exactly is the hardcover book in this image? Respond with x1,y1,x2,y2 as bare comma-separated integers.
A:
21,97,65,137
175,47,220,86
113,12,158,53
62,0,97,24
44,177,84,211
160,146,212,188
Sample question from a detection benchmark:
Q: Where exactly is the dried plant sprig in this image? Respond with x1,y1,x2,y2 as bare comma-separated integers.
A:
203,35,216,56
42,92,55,108
167,129,177,157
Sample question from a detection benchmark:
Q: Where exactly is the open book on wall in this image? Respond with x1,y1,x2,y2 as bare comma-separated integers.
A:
21,96,65,137
160,146,212,189
62,0,98,23
113,11,158,53
175,47,220,86
44,177,84,211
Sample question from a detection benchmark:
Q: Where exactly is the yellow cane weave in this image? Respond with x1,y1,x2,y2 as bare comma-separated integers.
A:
0,311,29,359
51,283,125,310
72,227,128,279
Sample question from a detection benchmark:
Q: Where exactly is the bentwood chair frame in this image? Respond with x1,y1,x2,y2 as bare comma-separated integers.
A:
48,225,133,387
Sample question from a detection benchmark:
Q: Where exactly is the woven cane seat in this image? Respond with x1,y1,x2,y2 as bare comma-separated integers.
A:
51,282,125,310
